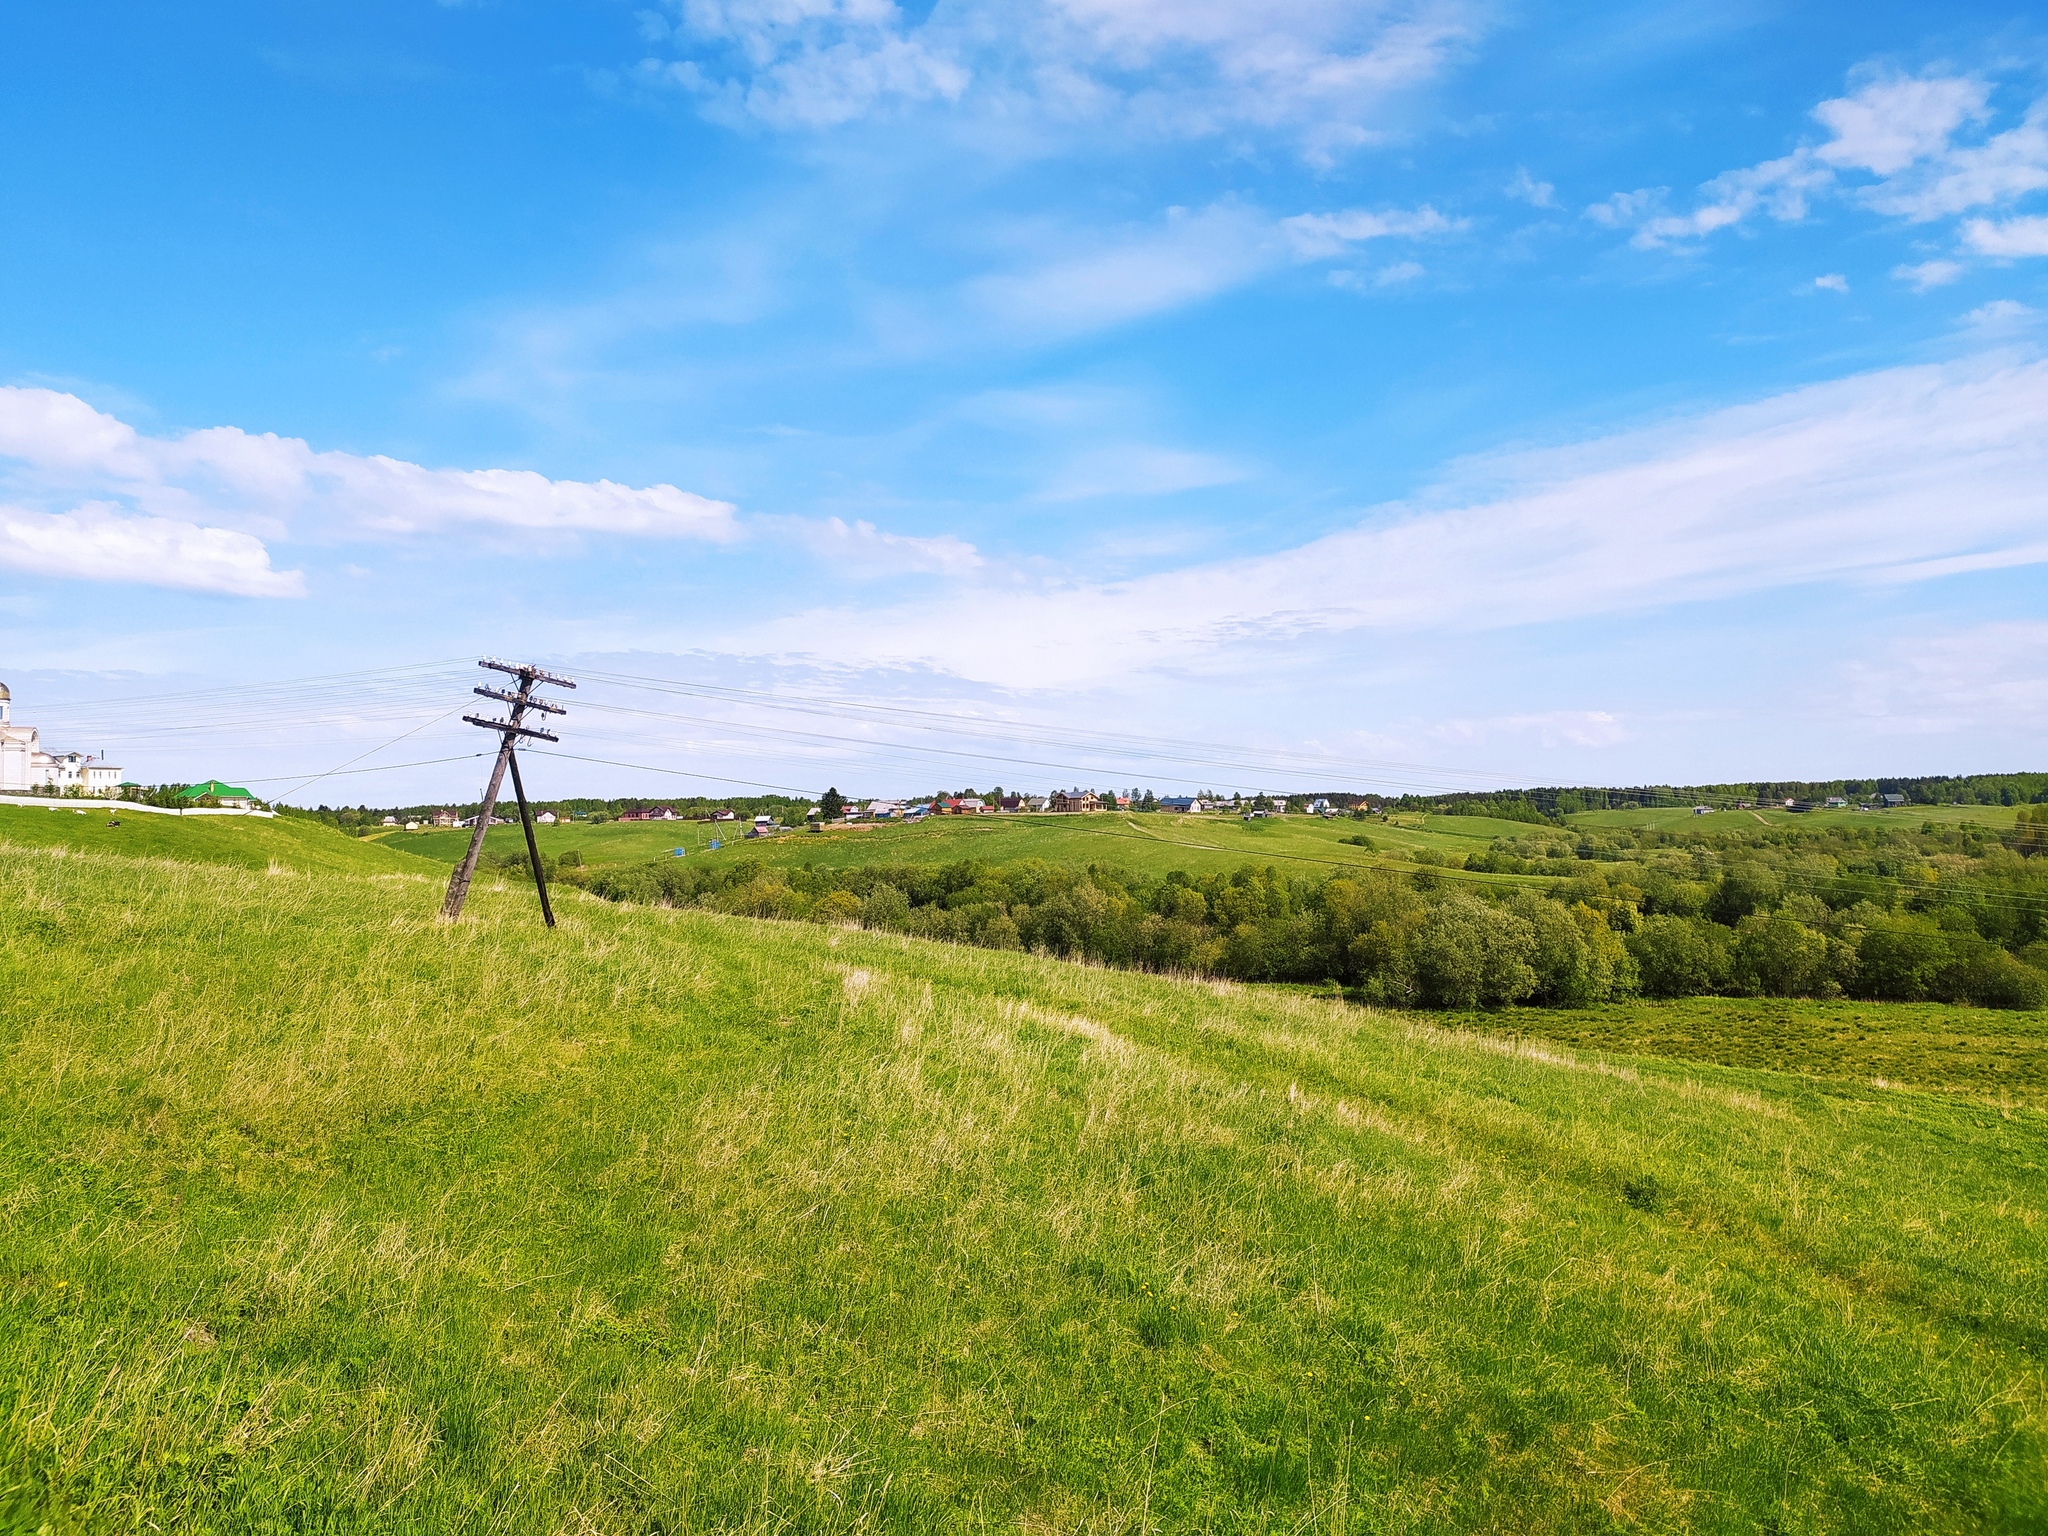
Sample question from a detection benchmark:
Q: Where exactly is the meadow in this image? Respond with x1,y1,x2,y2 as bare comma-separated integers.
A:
3,814,2046,1532
379,809,1553,887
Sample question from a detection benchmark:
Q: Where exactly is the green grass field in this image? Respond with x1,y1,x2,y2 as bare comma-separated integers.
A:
3,814,2046,1531
0,805,434,877
385,810,1555,886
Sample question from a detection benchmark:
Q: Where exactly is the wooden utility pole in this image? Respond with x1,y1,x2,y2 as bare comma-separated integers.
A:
441,658,575,925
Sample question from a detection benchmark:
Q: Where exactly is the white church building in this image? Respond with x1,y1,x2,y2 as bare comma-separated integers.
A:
0,681,124,795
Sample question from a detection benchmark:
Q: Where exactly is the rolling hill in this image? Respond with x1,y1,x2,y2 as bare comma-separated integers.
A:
1,815,2043,1532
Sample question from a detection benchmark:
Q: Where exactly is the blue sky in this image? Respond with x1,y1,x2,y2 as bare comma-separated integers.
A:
3,0,2046,803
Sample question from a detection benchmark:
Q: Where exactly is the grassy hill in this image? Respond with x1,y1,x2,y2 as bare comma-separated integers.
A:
2,822,2045,1532
0,804,439,876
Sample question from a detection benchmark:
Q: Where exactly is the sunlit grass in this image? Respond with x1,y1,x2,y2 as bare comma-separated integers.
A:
2,833,2045,1532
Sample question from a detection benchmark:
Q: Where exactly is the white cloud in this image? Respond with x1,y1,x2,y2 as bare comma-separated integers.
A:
1962,214,2048,257
646,0,970,129
641,0,1481,160
1810,72,1988,175
1583,188,1665,228
1280,205,1458,258
1505,167,1555,208
1862,104,2048,221
1892,258,1962,289
0,387,742,549
1811,272,1849,293
728,355,2048,686
0,502,303,597
1631,151,1830,248
1600,69,2048,249
1964,299,2035,328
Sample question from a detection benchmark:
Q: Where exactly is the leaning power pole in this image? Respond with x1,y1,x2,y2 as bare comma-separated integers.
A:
441,658,576,926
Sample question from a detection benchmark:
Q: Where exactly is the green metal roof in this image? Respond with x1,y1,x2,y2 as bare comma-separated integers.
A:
176,780,256,800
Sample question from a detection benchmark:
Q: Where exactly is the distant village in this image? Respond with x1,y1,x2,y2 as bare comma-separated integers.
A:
363,788,1359,836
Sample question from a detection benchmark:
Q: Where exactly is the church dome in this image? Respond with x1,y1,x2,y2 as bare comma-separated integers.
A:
0,680,10,701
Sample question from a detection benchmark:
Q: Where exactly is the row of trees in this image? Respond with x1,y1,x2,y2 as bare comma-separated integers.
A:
1409,772,2048,818
569,853,2048,1010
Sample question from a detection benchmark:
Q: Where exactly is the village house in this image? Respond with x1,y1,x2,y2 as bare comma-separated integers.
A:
1050,789,1101,813
619,806,679,822
535,810,558,824
176,780,259,810
1158,796,1204,813
998,794,1024,813
0,682,124,795
431,808,459,827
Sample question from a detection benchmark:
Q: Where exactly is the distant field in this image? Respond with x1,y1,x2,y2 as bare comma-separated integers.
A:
384,810,1558,884
2,826,2043,1531
1567,803,2018,833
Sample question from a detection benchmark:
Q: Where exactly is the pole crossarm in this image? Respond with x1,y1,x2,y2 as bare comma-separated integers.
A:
462,714,560,743
473,685,567,714
480,657,578,690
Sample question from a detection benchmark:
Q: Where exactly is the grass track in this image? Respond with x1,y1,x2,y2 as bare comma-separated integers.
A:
2,830,2046,1531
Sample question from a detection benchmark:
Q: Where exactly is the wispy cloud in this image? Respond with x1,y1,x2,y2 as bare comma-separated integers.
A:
1892,258,1961,289
636,0,1483,162
1039,443,1248,500
1598,67,2048,256
969,199,1459,336
729,354,2048,685
765,514,985,575
1841,620,2048,736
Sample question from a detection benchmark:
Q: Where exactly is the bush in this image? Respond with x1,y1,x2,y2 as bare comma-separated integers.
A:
1953,950,2048,1010
1854,919,1951,1001
1510,894,1634,1006
812,889,862,924
1627,915,1718,998
1411,894,1537,1008
1729,914,1842,998
860,884,911,929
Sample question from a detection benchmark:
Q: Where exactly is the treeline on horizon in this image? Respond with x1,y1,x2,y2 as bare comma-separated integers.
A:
541,809,2048,1011
1411,770,2048,823
285,769,2048,829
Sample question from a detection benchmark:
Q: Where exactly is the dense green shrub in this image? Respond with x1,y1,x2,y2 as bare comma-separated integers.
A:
577,834,2048,1010
1627,915,1721,998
